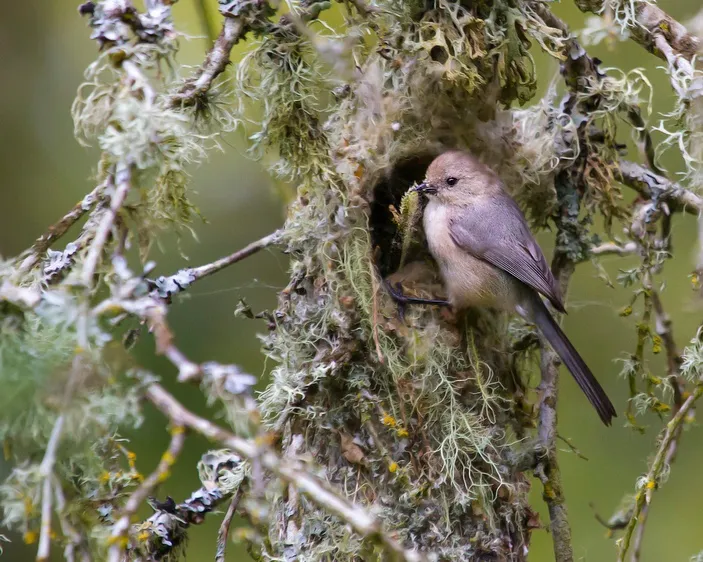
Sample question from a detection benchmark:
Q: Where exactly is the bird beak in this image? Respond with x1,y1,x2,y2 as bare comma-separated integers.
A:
411,182,436,194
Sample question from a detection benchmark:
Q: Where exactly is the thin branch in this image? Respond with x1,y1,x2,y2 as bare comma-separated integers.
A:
617,385,703,561
170,17,247,108
150,230,282,300
145,383,426,562
616,161,703,215
95,230,282,383
36,354,90,561
188,230,282,281
53,476,91,562
590,241,638,257
171,0,338,109
16,183,103,275
650,290,683,386
81,163,132,288
557,434,589,461
36,415,66,562
215,487,244,562
131,449,244,558
536,258,576,562
627,288,684,562
529,6,605,558
107,425,187,562
574,1,701,68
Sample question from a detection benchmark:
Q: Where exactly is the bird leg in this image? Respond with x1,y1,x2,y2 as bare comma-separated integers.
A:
384,281,450,321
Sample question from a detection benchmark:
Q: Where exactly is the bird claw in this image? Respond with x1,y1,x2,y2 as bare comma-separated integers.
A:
384,280,408,322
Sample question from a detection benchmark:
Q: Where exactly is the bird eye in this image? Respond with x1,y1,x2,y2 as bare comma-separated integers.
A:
446,177,458,186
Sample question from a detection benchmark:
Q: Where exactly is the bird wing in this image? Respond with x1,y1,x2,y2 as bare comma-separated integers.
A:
448,195,566,313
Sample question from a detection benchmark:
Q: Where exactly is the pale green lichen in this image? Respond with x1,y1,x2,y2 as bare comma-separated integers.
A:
394,189,422,269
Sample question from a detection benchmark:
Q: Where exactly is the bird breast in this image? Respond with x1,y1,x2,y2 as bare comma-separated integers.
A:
423,201,518,311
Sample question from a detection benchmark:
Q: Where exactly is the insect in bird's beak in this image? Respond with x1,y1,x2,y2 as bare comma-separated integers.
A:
411,182,436,194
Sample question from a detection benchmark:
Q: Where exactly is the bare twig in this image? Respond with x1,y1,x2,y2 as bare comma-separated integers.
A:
16,184,103,275
617,385,702,561
591,241,638,257
53,476,91,562
557,434,589,461
188,231,281,281
146,383,426,562
215,487,244,562
107,425,187,562
616,161,703,215
36,415,66,562
36,353,91,561
150,230,282,300
650,291,682,385
81,163,132,288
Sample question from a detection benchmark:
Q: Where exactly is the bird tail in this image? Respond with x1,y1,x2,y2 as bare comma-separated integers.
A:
528,295,617,426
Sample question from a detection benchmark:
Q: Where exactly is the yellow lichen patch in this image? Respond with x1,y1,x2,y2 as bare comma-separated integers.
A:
127,451,137,468
107,535,129,548
619,305,633,317
23,531,38,544
161,451,175,465
157,469,172,483
652,335,662,354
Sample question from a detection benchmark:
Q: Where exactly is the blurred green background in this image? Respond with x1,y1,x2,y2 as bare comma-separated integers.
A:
1,1,702,560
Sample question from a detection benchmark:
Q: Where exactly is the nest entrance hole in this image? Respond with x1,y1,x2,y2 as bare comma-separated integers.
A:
369,152,438,278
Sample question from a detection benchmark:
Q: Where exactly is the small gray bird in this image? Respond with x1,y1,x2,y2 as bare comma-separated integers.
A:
406,150,616,425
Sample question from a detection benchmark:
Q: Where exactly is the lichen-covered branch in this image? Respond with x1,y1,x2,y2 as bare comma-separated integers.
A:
107,425,186,562
170,17,248,108
129,448,246,559
16,183,104,276
81,163,132,288
215,488,243,562
536,212,578,562
616,161,703,215
145,383,426,562
150,229,282,301
574,0,701,65
617,384,703,561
